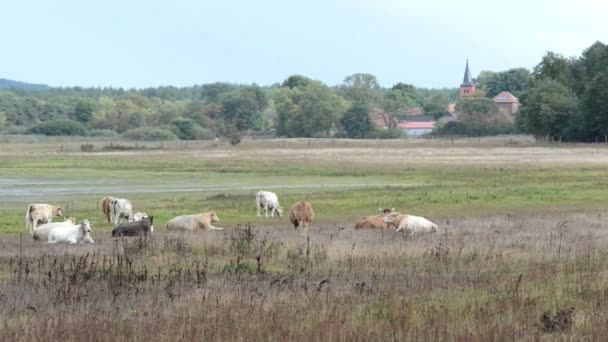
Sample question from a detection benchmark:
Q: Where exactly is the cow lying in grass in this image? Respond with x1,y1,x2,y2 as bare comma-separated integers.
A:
354,208,395,229
48,219,94,244
33,217,76,241
166,211,222,233
383,212,438,236
112,216,154,237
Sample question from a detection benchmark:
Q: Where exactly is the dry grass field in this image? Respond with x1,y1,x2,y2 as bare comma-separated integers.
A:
1,137,608,340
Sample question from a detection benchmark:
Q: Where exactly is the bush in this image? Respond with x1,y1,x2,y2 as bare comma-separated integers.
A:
80,144,94,152
89,129,119,137
191,126,215,140
122,127,178,141
433,120,517,137
28,119,89,136
2,125,28,135
374,128,404,139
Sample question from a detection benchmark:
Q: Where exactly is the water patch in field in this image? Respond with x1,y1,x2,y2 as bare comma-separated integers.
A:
0,176,423,202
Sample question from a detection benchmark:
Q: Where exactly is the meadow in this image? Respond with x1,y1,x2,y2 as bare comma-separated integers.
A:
1,136,608,340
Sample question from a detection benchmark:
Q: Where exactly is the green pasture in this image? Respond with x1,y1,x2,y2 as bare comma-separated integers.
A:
1,151,608,234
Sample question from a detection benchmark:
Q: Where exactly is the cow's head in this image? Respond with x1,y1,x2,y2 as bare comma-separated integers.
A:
210,211,220,223
130,212,148,222
55,207,64,217
80,220,94,243
383,212,401,228
275,206,284,217
379,208,395,215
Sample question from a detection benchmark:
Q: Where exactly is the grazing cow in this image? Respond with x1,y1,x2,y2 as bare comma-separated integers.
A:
383,212,438,236
48,219,94,244
166,211,222,233
25,203,63,234
33,217,76,241
256,191,283,218
110,198,133,225
289,201,315,235
100,196,115,223
130,212,149,222
354,208,395,230
112,216,154,237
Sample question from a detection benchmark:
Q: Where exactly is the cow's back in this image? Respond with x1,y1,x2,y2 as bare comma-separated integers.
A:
167,215,196,232
289,201,314,224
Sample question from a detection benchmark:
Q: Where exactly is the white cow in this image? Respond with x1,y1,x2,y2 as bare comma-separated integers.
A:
25,203,63,234
256,191,283,218
383,212,438,236
48,219,94,244
33,217,76,241
111,198,133,225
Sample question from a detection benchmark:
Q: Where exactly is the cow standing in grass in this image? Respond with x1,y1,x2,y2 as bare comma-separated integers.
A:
111,198,133,224
289,201,315,236
100,196,115,223
354,208,395,230
383,212,438,236
256,191,283,218
25,203,63,234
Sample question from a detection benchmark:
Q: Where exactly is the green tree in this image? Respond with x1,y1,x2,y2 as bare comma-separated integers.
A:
220,85,267,130
128,112,144,129
274,81,347,137
71,99,96,124
517,79,579,140
422,93,449,119
340,73,380,105
455,97,499,122
475,68,531,98
340,102,372,138
380,86,418,129
281,75,315,89
582,72,608,139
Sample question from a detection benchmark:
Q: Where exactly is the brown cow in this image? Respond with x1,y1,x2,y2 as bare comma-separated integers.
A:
354,207,395,230
100,196,114,223
289,201,315,235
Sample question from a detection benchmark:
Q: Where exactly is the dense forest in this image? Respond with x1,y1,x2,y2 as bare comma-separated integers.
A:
0,41,606,141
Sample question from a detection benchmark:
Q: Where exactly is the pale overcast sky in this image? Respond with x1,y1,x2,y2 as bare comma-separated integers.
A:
0,0,605,88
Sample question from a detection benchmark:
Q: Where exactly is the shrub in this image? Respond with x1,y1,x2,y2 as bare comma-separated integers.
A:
374,128,403,139
433,120,517,137
89,129,119,137
80,144,94,152
122,127,178,141
28,119,89,136
191,126,215,140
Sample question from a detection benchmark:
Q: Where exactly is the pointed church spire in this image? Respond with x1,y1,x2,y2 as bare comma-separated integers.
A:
461,59,473,86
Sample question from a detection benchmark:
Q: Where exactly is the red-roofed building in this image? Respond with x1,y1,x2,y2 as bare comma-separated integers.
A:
493,91,519,114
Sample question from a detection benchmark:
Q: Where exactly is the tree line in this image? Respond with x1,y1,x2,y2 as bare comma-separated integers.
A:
516,41,608,142
0,74,456,141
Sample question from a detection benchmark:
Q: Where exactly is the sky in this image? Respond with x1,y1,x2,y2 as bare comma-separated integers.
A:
0,0,605,89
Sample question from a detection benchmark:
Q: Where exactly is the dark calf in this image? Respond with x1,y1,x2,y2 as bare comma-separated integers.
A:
112,216,154,237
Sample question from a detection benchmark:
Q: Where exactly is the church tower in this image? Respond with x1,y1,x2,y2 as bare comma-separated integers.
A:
459,59,475,98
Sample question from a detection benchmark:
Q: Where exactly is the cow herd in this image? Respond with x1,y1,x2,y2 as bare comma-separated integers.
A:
22,191,438,244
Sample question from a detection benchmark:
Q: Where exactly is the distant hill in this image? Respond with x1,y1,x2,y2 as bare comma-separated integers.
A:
0,78,50,91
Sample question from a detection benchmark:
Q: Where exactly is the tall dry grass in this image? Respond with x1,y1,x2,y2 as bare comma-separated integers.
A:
1,210,608,340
